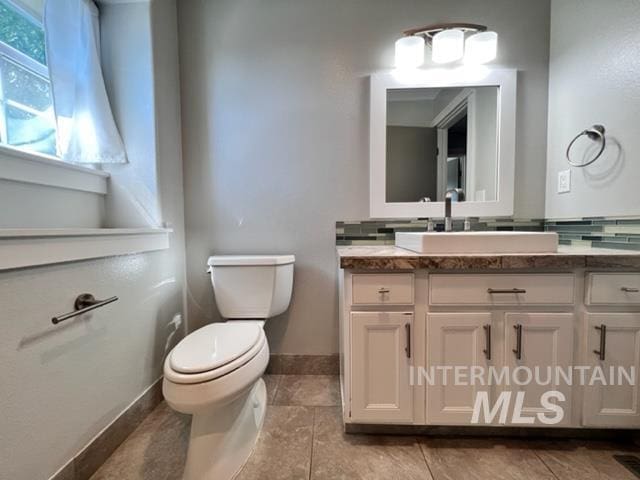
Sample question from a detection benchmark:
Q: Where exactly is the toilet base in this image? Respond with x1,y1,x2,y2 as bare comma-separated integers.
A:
182,379,267,480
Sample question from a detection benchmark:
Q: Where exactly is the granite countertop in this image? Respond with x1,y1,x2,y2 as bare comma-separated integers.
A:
337,245,640,270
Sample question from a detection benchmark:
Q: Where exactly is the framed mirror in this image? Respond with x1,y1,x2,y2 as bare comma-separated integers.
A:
369,69,517,218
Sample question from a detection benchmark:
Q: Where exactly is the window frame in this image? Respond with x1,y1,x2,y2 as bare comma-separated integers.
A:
0,0,55,155
0,0,109,194
5,0,41,23
0,41,51,141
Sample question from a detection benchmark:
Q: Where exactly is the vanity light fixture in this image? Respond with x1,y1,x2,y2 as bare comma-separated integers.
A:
394,35,425,69
432,29,465,64
464,31,498,64
394,23,498,68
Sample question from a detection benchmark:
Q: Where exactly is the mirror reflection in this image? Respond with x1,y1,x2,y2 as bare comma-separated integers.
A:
385,86,499,203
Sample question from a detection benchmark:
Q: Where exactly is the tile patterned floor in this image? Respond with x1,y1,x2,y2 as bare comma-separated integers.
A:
90,375,640,480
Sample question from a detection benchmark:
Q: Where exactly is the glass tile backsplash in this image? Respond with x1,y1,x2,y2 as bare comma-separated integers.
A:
545,217,640,251
336,217,640,251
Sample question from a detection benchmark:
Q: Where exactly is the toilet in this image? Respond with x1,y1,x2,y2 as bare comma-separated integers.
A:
163,255,295,480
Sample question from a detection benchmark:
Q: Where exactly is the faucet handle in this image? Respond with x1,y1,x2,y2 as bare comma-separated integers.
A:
426,218,435,231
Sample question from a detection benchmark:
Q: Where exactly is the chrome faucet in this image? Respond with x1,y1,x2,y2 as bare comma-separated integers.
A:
444,189,465,231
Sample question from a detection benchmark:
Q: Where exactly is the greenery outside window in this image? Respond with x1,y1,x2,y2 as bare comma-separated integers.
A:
0,0,56,156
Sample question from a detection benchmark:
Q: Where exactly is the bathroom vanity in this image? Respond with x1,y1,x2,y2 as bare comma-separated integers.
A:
337,245,640,430
350,61,640,432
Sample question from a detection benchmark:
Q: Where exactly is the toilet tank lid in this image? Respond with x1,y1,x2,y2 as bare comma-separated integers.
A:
207,255,295,266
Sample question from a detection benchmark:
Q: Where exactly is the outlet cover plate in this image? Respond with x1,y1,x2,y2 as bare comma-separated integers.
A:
558,169,571,194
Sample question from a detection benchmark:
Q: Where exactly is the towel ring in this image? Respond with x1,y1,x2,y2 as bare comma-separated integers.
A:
566,124,606,167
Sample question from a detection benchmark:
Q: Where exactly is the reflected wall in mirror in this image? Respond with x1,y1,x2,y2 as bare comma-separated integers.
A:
385,86,498,204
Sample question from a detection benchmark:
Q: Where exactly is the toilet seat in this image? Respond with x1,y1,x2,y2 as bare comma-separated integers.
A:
165,323,266,385
170,322,262,374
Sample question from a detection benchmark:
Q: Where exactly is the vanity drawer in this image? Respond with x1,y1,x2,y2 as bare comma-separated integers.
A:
587,273,640,305
429,274,575,306
351,274,414,305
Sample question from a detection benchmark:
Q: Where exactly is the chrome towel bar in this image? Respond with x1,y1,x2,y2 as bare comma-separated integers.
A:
52,293,118,324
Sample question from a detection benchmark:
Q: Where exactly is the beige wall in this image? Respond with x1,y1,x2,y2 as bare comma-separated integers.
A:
387,100,435,127
177,0,551,355
386,126,438,202
472,87,498,201
545,0,640,219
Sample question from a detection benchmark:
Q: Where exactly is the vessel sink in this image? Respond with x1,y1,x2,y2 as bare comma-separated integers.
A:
395,231,559,254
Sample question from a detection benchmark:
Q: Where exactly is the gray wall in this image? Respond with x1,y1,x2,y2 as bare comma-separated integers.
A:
545,0,640,219
0,252,184,480
177,0,551,355
101,1,160,228
0,2,187,478
0,179,105,228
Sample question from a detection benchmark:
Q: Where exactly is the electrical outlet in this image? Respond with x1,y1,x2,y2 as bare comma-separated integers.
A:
558,169,571,194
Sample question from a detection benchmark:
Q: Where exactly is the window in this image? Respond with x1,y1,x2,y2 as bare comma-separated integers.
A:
0,0,56,156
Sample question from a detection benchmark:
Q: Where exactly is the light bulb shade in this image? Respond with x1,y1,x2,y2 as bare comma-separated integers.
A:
464,31,498,64
431,29,464,64
395,36,425,69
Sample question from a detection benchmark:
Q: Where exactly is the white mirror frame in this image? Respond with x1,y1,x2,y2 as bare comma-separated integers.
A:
370,68,517,218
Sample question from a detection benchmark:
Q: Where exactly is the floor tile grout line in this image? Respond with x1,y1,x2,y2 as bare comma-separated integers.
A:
417,439,437,480
308,407,317,480
533,450,561,480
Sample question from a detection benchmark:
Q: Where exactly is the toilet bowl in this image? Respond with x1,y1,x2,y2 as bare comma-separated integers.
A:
163,255,294,480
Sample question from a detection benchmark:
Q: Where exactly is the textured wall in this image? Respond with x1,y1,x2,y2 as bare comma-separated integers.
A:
0,253,184,479
177,0,551,355
545,0,640,219
0,1,187,478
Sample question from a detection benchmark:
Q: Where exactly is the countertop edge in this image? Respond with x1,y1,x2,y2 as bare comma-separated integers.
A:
337,247,640,270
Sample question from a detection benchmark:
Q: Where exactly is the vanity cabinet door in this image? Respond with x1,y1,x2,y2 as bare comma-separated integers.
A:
504,313,574,427
350,312,413,423
583,314,640,428
426,313,496,425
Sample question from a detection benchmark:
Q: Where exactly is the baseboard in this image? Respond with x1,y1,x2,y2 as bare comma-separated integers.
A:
49,377,164,480
266,354,339,375
345,422,638,440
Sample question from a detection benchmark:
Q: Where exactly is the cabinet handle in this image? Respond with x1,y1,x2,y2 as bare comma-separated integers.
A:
621,287,639,293
405,323,411,358
513,324,523,360
488,288,527,294
483,324,491,360
378,287,390,294
594,324,606,361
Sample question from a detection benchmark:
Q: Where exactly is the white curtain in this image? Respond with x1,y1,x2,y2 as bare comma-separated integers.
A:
43,0,126,164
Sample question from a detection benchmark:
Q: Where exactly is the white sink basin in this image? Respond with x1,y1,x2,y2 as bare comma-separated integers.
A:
395,231,559,254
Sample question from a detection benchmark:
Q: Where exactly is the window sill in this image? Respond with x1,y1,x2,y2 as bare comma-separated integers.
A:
0,144,109,194
0,228,171,271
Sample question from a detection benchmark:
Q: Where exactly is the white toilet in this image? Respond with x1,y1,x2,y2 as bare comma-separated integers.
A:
163,254,295,480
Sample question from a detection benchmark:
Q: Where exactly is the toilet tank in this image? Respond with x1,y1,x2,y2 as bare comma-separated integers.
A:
207,255,295,319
